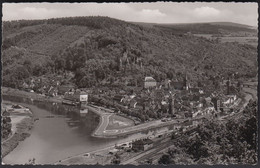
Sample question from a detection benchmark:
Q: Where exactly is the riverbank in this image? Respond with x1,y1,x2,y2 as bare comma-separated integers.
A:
2,87,63,104
2,87,137,138
57,86,257,165
55,143,116,165
1,87,209,139
1,101,34,158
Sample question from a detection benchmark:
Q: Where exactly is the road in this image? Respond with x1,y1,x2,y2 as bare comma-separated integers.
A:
122,137,172,165
84,105,113,136
88,103,215,138
84,81,257,138
243,87,257,100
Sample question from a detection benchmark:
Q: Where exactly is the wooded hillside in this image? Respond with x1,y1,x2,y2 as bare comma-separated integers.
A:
2,16,257,88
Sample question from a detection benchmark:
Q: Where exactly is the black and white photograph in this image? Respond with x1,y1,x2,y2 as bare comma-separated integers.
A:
1,1,258,165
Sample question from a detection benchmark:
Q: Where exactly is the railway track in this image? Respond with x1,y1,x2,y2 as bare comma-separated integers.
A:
135,140,173,163
124,86,255,164
135,128,198,164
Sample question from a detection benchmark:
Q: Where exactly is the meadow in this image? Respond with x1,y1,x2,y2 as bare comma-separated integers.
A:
194,34,258,47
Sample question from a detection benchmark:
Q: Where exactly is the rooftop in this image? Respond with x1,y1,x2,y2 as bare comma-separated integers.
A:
145,77,156,82
133,138,153,145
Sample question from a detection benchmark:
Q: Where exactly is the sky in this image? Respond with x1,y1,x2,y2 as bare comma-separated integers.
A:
2,2,258,26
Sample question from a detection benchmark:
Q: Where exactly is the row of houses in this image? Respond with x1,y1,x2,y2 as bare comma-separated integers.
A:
21,78,90,104
64,89,88,103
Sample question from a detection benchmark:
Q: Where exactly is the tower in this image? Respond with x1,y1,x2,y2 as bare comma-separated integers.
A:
168,93,175,115
171,97,175,115
119,58,122,71
226,77,230,95
183,73,188,90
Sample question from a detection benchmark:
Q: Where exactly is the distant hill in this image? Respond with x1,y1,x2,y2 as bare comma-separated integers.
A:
2,16,258,88
132,21,258,35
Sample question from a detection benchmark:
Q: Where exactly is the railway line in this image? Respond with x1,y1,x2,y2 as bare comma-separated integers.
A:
123,86,256,164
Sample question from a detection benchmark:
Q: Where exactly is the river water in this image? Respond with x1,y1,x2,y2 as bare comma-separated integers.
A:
2,95,160,165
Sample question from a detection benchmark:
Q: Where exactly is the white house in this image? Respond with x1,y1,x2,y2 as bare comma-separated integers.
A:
64,90,88,103
144,77,157,89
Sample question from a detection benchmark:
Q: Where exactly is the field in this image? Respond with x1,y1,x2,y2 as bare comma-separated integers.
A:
194,34,258,47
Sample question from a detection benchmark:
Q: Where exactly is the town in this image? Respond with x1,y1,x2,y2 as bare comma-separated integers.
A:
2,64,256,164
17,59,243,125
1,2,258,165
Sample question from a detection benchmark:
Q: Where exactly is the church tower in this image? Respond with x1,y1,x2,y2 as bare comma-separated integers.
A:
183,73,188,90
168,93,175,115
226,77,230,95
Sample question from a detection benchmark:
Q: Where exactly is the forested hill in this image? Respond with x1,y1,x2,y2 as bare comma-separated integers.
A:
2,16,258,88
132,21,258,35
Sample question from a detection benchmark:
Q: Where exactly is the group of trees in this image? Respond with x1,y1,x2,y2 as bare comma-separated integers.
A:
1,110,12,140
3,16,128,31
2,57,54,89
2,16,257,91
159,100,257,165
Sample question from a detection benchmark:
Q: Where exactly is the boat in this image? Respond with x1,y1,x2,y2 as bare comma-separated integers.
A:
62,100,79,106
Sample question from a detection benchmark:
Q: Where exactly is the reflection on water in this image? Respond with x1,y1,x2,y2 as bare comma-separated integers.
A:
1,95,151,164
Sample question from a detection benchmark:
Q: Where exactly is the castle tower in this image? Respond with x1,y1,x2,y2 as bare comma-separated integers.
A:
226,77,230,95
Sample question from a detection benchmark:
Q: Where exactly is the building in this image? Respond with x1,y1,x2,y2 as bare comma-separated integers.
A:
223,95,237,105
226,78,230,95
22,82,29,89
189,88,200,94
144,77,157,89
132,139,153,151
113,95,124,102
168,95,175,115
211,97,221,112
64,90,88,103
79,91,88,103
47,86,58,97
58,85,75,95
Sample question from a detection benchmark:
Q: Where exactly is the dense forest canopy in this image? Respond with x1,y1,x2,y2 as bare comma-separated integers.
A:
2,16,258,89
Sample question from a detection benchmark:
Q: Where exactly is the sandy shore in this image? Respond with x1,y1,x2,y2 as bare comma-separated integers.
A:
1,101,34,158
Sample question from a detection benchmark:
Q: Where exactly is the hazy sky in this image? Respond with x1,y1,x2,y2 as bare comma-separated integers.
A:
2,2,258,26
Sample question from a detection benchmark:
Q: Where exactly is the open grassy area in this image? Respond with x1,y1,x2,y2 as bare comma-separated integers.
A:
106,115,135,130
194,34,258,47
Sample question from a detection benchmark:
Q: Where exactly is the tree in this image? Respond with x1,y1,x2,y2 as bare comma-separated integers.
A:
158,154,171,164
187,135,209,161
23,59,32,73
54,56,65,71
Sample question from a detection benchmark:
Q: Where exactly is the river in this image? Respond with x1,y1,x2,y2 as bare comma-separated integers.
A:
2,95,161,165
